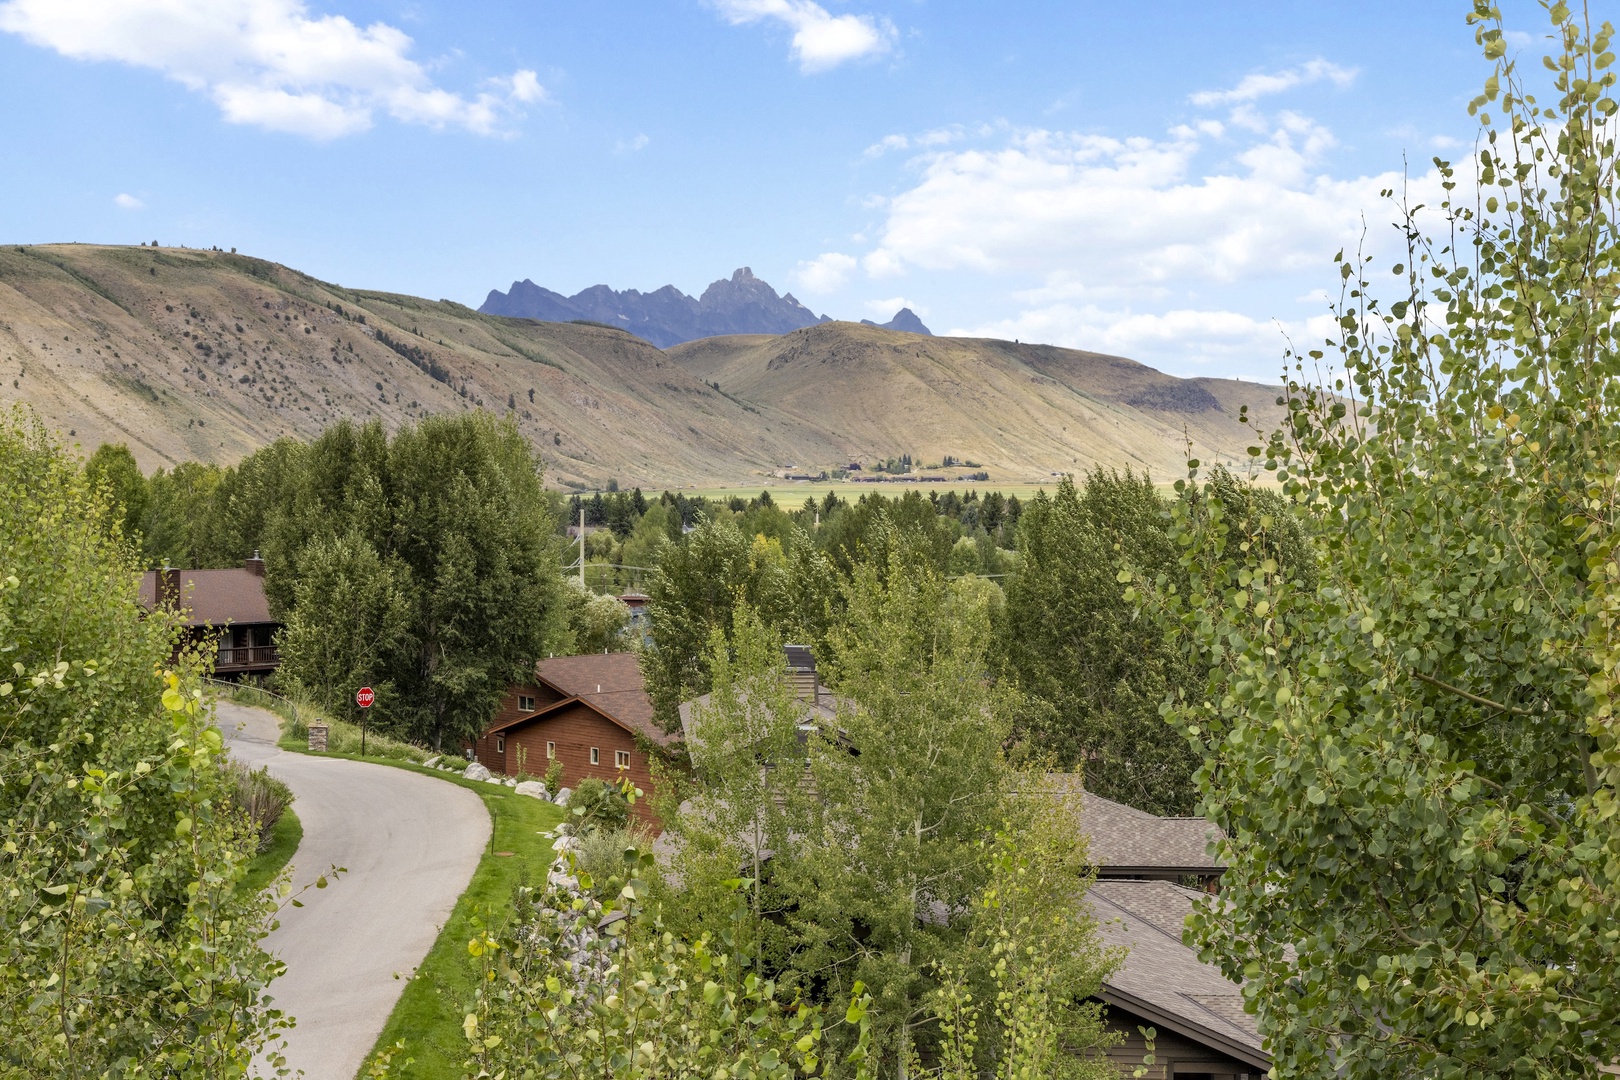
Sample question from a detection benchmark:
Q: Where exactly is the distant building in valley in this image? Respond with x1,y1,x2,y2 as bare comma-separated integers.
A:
138,554,280,680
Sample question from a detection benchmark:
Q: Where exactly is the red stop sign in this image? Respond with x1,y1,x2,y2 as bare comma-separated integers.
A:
356,686,375,708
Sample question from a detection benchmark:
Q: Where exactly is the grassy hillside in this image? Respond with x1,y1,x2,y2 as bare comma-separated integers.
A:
666,322,1288,480
0,244,1285,486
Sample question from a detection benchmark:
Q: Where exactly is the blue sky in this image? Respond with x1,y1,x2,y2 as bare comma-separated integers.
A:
0,1,1560,379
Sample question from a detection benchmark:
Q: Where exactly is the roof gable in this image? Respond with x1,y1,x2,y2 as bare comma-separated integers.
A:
531,653,666,744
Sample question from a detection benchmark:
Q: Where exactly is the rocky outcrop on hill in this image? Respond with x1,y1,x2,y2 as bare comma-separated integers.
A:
480,267,829,348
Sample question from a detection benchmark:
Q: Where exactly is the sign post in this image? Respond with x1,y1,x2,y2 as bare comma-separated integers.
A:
356,686,374,756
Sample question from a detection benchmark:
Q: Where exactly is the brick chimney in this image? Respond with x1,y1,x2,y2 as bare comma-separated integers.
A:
156,565,181,608
244,550,266,577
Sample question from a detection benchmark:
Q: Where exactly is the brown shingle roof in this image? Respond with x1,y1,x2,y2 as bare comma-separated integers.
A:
1090,879,1267,1069
138,569,275,628
534,653,668,745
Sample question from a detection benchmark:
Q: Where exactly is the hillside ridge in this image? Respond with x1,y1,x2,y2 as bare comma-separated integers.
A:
1,244,1284,486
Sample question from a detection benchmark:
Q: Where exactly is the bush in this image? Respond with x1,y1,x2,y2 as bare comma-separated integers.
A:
230,761,294,853
567,776,628,833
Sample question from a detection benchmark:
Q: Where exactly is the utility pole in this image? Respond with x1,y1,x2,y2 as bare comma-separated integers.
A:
579,503,586,586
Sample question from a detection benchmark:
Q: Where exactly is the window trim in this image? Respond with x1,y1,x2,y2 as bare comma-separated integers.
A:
518,694,536,712
546,740,555,759
590,747,600,765
615,750,631,769
495,734,505,754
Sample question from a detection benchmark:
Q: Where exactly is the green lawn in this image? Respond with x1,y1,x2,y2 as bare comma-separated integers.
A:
239,807,302,898
281,748,567,1079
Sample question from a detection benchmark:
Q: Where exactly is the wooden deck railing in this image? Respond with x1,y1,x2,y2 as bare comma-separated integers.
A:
216,644,280,668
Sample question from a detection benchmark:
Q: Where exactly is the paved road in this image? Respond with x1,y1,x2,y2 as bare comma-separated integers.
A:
218,701,490,1080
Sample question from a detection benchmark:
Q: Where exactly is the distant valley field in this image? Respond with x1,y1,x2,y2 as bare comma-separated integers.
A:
0,244,1286,487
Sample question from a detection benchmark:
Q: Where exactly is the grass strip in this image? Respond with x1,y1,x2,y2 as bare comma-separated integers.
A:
239,807,303,898
281,745,565,1079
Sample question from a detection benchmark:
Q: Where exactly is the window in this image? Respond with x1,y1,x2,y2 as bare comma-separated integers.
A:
495,734,505,754
546,741,555,759
615,750,631,769
518,694,536,712
590,747,600,765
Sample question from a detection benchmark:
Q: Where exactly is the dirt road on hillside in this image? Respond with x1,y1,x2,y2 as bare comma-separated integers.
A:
218,701,489,1080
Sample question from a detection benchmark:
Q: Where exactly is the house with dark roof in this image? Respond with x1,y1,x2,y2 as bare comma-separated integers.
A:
1070,788,1268,1079
474,653,670,826
138,555,281,680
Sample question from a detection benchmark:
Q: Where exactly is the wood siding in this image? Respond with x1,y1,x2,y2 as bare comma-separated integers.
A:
1095,1001,1264,1079
472,701,660,829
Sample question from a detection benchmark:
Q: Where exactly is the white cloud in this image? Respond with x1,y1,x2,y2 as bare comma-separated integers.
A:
863,125,968,158
863,116,1431,288
614,132,650,154
711,0,894,72
113,192,143,210
508,69,545,104
1189,58,1357,107
0,0,545,139
844,88,1453,376
793,251,858,293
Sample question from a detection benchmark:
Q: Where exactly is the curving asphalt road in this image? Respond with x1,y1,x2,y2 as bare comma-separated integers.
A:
218,701,490,1080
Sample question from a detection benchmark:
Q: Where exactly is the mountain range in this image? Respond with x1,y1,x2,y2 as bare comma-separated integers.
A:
0,244,1282,488
480,266,931,347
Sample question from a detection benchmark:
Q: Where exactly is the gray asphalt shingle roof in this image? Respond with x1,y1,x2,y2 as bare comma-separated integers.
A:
1076,789,1225,874
1089,879,1267,1069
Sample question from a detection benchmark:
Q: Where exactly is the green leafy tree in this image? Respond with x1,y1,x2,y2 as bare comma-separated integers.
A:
141,459,222,568
194,436,307,566
666,534,1118,1076
553,578,632,654
997,472,1199,813
1000,470,1308,814
269,415,559,750
464,848,875,1079
275,531,409,726
82,442,149,551
642,517,791,731
1150,5,1620,1075
0,407,287,1077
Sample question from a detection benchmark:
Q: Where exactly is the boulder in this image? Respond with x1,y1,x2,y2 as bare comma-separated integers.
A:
554,786,572,806
463,761,493,783
503,777,518,787
423,755,441,769
514,781,549,800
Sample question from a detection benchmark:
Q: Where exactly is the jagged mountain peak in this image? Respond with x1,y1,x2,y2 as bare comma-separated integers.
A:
481,267,830,348
860,307,934,336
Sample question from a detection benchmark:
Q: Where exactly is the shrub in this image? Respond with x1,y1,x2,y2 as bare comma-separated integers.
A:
230,761,294,853
567,776,629,833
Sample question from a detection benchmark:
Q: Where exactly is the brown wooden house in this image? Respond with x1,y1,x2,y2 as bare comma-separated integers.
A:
472,653,670,827
138,556,281,681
